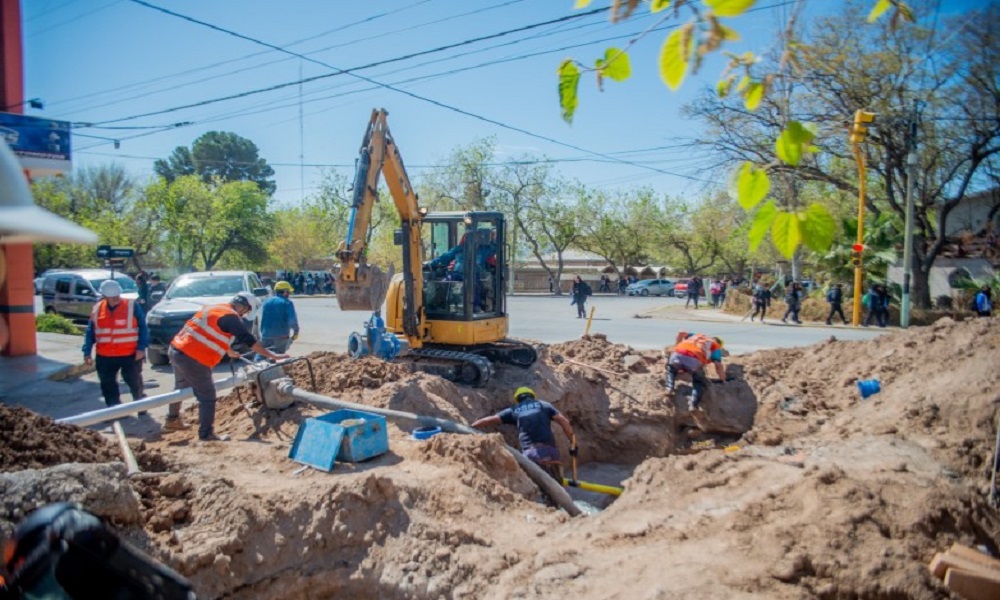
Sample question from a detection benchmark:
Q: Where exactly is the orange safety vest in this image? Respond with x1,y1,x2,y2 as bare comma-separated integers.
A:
90,298,139,357
171,304,239,368
674,333,719,365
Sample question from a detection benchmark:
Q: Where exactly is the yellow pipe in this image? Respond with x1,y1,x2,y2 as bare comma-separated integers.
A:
562,478,623,497
583,305,596,336
851,143,867,326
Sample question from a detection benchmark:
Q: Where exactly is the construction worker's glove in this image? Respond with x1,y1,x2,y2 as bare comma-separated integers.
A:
569,446,579,457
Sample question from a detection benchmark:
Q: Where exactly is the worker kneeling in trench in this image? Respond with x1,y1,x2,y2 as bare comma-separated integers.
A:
472,386,577,483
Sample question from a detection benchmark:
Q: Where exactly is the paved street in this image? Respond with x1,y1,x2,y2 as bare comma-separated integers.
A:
20,293,887,427
292,293,887,357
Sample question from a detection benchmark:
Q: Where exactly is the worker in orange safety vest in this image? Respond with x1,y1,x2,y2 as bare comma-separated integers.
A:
82,280,148,410
664,330,728,413
164,291,287,442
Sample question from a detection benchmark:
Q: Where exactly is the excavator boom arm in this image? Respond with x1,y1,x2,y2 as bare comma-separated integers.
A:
335,109,424,338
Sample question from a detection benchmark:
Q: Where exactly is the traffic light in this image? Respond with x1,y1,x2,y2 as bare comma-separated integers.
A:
849,110,876,144
851,243,864,267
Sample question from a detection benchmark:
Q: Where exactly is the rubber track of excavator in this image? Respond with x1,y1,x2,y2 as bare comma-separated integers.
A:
406,348,495,387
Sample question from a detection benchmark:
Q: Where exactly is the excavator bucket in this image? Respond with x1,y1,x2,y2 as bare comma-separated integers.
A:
335,263,392,311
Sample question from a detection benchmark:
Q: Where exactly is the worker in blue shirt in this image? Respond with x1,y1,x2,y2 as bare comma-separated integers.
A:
258,280,299,357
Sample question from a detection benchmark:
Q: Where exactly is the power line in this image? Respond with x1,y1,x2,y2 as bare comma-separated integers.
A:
47,0,437,114
27,0,123,38
117,1,702,182
90,3,610,126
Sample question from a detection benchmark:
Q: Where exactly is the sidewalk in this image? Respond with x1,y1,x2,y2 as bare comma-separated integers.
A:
0,332,88,396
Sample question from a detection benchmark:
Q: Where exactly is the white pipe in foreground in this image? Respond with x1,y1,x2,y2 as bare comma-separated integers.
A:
57,372,247,428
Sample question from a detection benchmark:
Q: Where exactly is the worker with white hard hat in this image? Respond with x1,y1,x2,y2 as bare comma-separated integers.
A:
164,291,288,442
82,279,149,410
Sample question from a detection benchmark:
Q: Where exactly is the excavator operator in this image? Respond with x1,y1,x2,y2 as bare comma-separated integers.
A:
426,228,496,280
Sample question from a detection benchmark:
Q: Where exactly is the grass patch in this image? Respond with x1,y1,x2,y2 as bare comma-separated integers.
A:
36,313,84,336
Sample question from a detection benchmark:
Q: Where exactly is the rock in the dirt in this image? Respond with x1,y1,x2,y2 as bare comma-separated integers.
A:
0,463,142,544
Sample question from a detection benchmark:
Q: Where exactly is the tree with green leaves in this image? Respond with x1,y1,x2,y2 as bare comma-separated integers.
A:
145,175,272,271
154,131,276,196
690,1,1000,307
574,185,662,272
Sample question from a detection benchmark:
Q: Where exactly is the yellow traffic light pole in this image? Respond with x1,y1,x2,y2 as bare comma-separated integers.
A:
849,110,875,326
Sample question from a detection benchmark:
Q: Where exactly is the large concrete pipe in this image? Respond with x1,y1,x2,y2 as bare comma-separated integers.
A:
275,381,582,518
57,372,247,428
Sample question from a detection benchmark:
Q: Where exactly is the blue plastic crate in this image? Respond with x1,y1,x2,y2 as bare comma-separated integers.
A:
288,418,345,472
318,409,389,463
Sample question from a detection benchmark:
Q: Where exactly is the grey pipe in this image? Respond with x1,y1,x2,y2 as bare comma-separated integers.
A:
58,372,247,427
281,382,582,517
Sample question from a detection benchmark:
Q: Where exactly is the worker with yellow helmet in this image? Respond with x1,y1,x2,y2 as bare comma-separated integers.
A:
471,387,576,482
665,330,728,414
258,280,300,358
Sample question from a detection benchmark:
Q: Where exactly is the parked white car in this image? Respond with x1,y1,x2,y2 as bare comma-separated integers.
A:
145,271,271,365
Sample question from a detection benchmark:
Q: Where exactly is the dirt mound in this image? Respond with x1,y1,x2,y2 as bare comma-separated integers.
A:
1,318,998,599
0,405,119,471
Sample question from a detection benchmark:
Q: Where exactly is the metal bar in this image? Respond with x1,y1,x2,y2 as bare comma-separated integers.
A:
901,113,919,328
111,420,140,476
57,372,246,427
851,144,867,326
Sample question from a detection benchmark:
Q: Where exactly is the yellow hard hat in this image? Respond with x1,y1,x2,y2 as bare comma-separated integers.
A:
275,281,294,293
514,386,535,403
714,337,724,348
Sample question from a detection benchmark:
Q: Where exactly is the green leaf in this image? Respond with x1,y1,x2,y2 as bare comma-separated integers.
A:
651,0,670,13
800,203,836,253
558,60,580,124
704,0,756,18
748,201,777,251
716,78,731,98
775,121,817,167
771,210,802,258
574,0,594,9
744,81,764,111
736,162,770,210
601,48,632,82
658,29,688,91
867,0,891,22
719,24,741,41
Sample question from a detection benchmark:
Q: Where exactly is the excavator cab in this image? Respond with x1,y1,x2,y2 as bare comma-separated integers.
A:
421,213,505,321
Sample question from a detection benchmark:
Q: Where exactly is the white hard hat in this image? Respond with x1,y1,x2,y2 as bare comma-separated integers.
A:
99,279,122,297
231,291,259,318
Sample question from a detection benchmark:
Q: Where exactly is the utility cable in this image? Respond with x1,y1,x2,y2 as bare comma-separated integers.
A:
120,1,701,181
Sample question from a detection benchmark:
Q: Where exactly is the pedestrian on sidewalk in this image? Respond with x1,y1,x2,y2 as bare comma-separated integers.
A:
685,276,703,309
781,282,803,324
164,292,288,442
863,284,890,327
825,283,848,325
571,276,592,319
750,284,771,322
973,285,993,317
82,280,148,411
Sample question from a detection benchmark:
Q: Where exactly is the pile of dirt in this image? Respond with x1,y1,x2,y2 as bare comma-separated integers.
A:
0,405,118,471
1,317,998,599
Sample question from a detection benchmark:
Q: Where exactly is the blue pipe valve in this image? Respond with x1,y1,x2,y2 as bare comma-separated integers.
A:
347,312,402,360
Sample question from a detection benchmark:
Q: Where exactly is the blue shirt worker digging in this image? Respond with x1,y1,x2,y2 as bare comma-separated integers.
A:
471,387,576,482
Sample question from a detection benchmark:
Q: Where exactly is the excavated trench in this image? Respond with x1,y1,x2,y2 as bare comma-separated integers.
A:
5,320,999,599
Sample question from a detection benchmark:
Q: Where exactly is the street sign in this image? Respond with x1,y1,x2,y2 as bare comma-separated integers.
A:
104,258,127,268
96,245,135,259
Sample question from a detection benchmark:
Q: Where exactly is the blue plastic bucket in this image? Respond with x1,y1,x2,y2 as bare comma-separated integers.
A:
412,426,442,441
857,378,881,399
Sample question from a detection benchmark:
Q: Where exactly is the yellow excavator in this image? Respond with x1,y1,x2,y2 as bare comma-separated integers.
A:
333,108,537,386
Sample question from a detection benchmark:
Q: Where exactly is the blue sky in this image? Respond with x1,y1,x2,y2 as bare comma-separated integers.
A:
21,0,984,206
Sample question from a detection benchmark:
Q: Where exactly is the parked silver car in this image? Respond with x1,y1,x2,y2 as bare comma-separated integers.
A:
625,279,676,297
41,270,139,319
